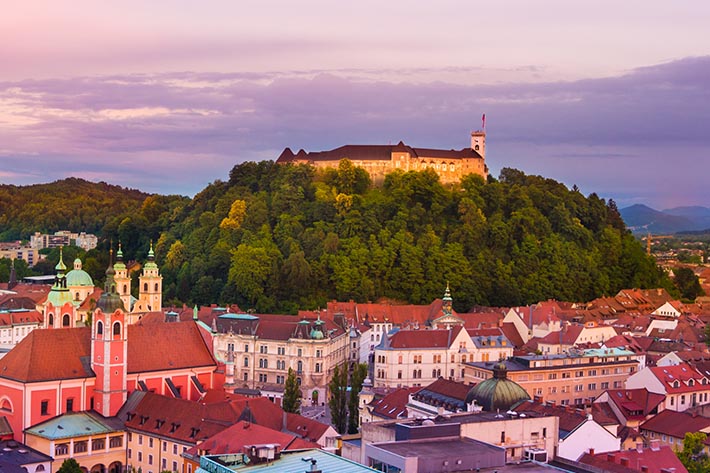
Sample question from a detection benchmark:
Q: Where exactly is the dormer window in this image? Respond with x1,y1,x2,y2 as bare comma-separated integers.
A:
689,379,695,387
673,381,680,388
139,415,149,425
170,422,180,433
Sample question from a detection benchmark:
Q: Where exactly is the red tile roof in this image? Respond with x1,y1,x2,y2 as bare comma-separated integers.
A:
183,420,319,458
0,327,93,382
648,363,708,394
579,445,688,473
0,321,216,383
285,413,333,443
370,387,420,419
0,310,42,326
603,388,664,421
416,378,471,402
388,326,463,349
640,409,710,440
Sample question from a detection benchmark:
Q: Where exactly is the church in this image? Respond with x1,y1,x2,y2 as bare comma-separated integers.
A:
0,246,218,448
276,130,487,184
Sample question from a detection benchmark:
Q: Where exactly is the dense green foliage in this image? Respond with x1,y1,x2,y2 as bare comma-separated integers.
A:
677,432,710,473
2,163,670,310
153,161,669,311
57,459,82,473
675,267,705,301
282,368,301,414
328,364,349,434
0,178,150,240
348,363,369,434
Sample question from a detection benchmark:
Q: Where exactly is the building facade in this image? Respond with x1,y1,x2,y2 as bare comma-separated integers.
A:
276,131,487,185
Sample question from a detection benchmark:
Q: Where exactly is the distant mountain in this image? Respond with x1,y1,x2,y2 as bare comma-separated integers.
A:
621,204,710,234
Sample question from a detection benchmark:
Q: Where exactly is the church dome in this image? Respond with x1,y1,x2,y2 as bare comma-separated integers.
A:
464,361,530,412
66,258,94,287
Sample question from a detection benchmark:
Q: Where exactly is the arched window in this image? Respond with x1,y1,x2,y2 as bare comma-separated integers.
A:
62,314,70,327
75,292,80,301
154,283,159,292
0,398,12,412
123,284,127,294
143,283,148,291
36,465,46,473
113,322,121,337
48,314,54,326
97,321,104,335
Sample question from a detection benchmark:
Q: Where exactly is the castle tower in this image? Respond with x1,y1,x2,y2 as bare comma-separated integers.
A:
91,252,128,417
113,243,132,312
470,130,486,160
138,242,162,313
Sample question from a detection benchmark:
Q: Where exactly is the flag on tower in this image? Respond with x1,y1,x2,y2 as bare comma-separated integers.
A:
482,113,486,130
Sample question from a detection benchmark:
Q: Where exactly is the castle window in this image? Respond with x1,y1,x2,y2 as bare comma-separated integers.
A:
62,314,70,327
113,322,121,337
123,284,127,294
48,314,54,326
475,145,480,151
75,292,80,301
155,283,159,291
144,283,148,291
97,321,103,335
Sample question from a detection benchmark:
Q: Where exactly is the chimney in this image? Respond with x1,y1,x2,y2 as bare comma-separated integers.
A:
607,453,615,462
636,441,643,453
588,448,595,456
619,457,629,467
641,466,649,473
650,439,660,451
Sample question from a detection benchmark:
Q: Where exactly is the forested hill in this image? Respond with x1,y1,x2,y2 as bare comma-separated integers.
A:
0,178,152,240
139,161,668,313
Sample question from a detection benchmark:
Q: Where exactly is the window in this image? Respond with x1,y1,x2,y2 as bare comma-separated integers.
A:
315,363,322,373
297,361,303,373
62,314,70,327
40,400,49,416
398,355,403,364
548,373,557,380
92,438,105,450
139,435,143,445
316,349,322,358
243,357,249,367
173,462,178,472
588,369,597,376
398,370,402,379
149,438,154,448
97,321,103,335
74,441,88,454
149,454,153,465
128,448,132,459
276,375,284,384
501,431,506,443
227,343,234,352
66,398,74,412
55,443,69,456
575,370,584,377
601,382,609,389
113,321,121,337
260,345,267,354
562,372,571,379
298,348,302,357
244,344,249,352
588,383,596,391
575,384,584,392
278,347,285,355
163,441,167,451
243,372,248,381
162,459,167,470
110,436,123,448
138,452,143,462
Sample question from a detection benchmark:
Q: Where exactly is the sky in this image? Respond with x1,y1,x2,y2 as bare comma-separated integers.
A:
1,1,709,209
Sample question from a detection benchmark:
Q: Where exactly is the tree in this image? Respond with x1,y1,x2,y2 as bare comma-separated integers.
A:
282,368,301,414
677,431,710,473
674,267,705,301
328,364,348,434
347,363,369,434
57,459,82,473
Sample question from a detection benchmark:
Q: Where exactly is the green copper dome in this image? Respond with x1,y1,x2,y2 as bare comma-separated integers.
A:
144,241,158,270
66,258,94,287
96,250,125,313
113,243,126,271
465,362,530,412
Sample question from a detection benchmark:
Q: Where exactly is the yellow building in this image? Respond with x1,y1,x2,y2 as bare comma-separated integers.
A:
276,131,487,185
465,348,639,408
24,412,126,473
211,312,349,406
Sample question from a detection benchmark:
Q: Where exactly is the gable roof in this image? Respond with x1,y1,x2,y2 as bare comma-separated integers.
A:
370,387,419,419
648,363,708,394
285,413,333,443
640,409,710,439
603,388,664,421
579,445,688,473
0,327,93,382
183,420,318,459
387,326,463,349
0,320,216,383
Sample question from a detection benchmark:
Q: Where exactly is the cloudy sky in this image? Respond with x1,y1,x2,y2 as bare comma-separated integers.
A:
2,1,708,209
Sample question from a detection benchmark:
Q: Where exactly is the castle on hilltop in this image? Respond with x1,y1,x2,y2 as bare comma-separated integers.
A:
276,130,487,184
